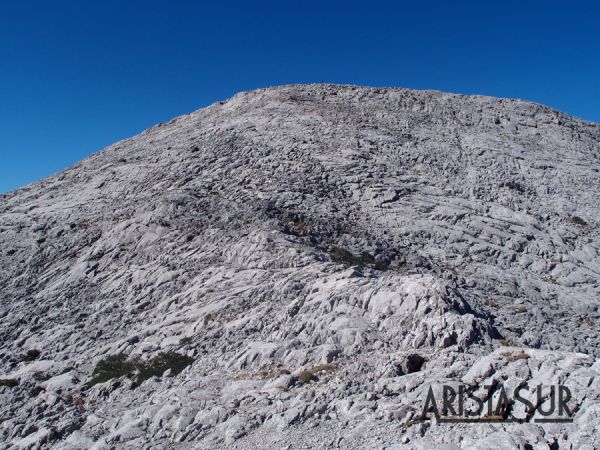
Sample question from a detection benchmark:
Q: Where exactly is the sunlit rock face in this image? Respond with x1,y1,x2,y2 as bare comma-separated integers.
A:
0,84,599,448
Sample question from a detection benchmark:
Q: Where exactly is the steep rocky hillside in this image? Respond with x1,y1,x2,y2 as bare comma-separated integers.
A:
0,84,599,449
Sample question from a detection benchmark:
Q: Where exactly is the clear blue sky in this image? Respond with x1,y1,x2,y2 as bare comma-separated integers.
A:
1,0,599,193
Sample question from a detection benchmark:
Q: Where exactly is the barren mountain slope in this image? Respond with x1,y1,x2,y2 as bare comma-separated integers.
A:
0,84,599,449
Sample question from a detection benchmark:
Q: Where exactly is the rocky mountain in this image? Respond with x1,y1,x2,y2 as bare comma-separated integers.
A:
0,84,599,449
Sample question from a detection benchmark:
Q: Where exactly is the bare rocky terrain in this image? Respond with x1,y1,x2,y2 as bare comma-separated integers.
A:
0,84,599,449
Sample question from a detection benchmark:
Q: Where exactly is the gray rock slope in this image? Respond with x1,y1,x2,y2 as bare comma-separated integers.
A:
0,84,599,449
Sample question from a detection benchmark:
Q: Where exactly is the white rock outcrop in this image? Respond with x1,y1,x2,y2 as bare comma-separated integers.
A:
0,84,598,448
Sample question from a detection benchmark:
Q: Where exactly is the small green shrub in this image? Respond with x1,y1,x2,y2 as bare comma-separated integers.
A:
330,247,366,266
90,353,138,386
136,352,194,386
329,247,388,270
0,378,19,388
503,181,524,193
30,386,44,397
23,349,41,362
569,216,588,226
89,351,194,388
32,371,50,382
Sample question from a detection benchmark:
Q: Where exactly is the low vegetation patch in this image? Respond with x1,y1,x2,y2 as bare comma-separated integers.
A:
30,386,44,397
310,363,339,374
0,378,19,388
296,370,316,384
569,216,588,226
136,352,194,386
235,368,291,380
501,351,530,362
329,247,389,270
90,351,194,387
32,371,50,382
236,365,339,388
90,353,137,386
503,181,525,193
22,349,41,362
486,299,499,308
286,218,314,236
295,365,341,384
203,313,215,324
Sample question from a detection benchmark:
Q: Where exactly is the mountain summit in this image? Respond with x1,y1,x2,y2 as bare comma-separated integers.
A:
1,84,599,448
